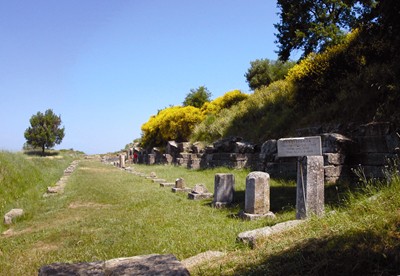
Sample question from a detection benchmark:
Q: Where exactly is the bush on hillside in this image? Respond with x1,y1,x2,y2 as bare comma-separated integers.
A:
140,106,204,149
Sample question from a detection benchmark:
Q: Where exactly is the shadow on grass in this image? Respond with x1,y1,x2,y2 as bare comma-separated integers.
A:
24,150,59,157
232,228,400,275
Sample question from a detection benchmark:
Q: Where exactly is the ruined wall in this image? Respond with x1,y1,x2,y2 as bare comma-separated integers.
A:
131,122,399,183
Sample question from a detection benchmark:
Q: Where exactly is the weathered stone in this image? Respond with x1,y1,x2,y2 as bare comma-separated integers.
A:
213,137,243,152
358,122,391,136
277,136,322,157
119,154,126,168
172,178,191,193
160,182,175,187
181,251,226,269
244,172,271,215
356,136,389,153
191,142,205,154
324,165,345,177
38,254,189,276
191,184,209,194
175,178,185,189
4,209,24,225
321,133,353,153
213,173,235,207
188,184,213,200
323,153,346,165
152,178,166,183
349,153,396,166
297,156,325,219
235,141,256,153
259,140,277,162
149,172,157,178
188,192,213,200
237,220,305,247
238,211,276,221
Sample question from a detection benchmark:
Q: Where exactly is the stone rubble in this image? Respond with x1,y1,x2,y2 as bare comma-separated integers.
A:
43,160,80,197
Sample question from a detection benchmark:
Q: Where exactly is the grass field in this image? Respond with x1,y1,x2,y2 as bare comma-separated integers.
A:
1,152,399,275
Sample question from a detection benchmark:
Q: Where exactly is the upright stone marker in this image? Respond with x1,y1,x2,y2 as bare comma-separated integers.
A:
119,154,126,168
296,156,324,219
277,136,324,219
240,172,275,220
213,173,235,208
172,178,191,193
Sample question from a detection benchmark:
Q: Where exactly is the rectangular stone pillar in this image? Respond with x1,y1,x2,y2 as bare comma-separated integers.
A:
296,156,324,219
240,171,275,220
213,173,235,207
119,154,126,168
245,172,270,214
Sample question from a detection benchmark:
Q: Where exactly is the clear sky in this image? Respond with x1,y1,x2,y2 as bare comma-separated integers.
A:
0,0,282,154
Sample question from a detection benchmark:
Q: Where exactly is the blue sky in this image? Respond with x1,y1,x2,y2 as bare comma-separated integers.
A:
1,1,282,154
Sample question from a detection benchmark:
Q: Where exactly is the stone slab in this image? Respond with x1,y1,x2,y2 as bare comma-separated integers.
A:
277,136,322,157
188,193,213,200
152,178,167,183
181,251,226,269
172,187,192,193
160,182,175,187
238,211,276,221
38,254,190,276
237,220,305,247
4,208,24,225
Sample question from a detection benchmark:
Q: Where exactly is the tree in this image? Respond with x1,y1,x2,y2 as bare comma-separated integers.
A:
245,59,295,90
183,86,212,108
275,0,375,61
24,109,65,155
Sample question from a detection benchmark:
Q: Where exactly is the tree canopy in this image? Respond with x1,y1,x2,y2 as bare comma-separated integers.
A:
275,0,376,61
245,59,295,90
183,86,212,108
24,109,65,155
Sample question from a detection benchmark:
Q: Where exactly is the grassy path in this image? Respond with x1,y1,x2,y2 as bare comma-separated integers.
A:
0,159,293,275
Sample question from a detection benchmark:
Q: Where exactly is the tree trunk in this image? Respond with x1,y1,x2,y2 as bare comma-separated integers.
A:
42,144,45,156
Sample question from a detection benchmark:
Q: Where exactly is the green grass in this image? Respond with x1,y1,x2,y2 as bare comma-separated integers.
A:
191,174,400,275
1,154,399,275
0,159,294,275
0,151,75,231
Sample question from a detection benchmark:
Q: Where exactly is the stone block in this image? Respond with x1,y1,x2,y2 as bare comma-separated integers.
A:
359,122,391,136
38,254,190,276
213,173,235,207
356,136,388,153
297,156,324,219
160,182,175,187
349,153,395,166
237,220,304,247
172,187,191,193
259,139,277,162
4,209,24,225
244,172,271,215
188,192,213,200
152,178,166,183
324,165,344,177
321,133,353,153
323,153,346,165
175,178,185,189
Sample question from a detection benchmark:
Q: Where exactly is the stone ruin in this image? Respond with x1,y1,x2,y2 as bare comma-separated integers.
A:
131,122,399,183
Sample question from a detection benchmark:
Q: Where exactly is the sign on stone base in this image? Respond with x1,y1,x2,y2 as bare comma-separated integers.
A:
277,136,322,157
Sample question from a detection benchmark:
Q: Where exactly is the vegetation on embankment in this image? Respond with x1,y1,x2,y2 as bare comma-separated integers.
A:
0,151,76,233
139,15,400,149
